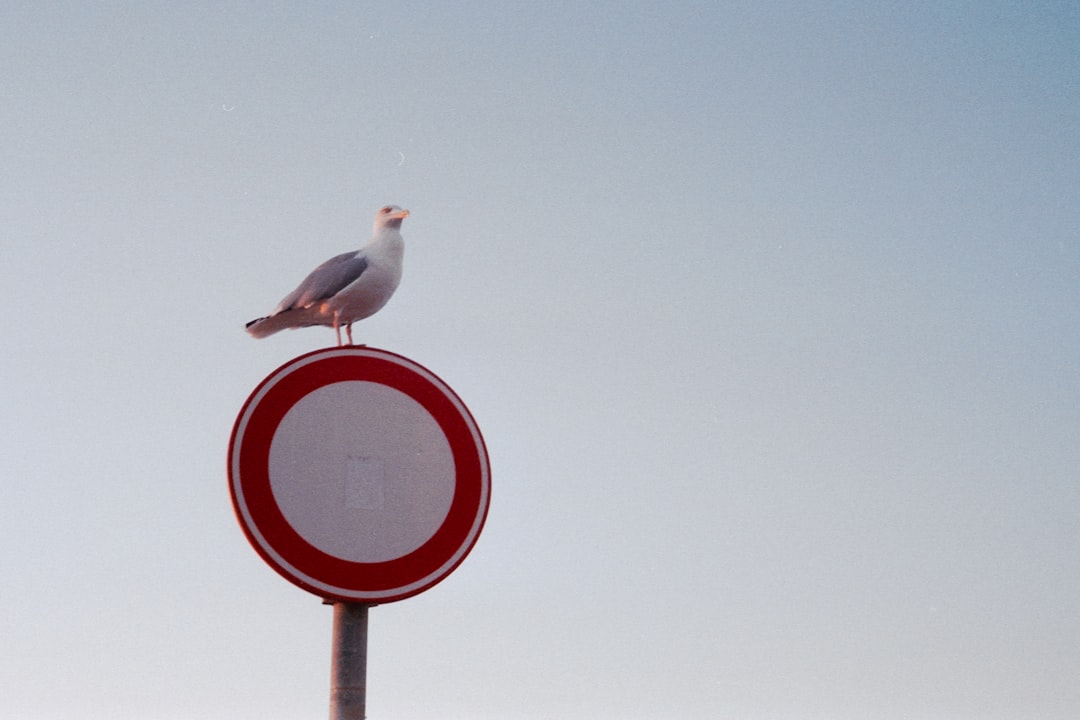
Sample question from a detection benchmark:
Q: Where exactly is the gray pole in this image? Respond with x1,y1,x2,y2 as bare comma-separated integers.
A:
329,602,369,720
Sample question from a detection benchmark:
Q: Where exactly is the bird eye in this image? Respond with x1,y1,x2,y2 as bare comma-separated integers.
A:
380,206,392,214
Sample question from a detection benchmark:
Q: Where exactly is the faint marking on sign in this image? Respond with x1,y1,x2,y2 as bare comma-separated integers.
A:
345,456,385,510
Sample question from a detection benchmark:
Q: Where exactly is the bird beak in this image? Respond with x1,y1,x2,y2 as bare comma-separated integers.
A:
392,209,410,220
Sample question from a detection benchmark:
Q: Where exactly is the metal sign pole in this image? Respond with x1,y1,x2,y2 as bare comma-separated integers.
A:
329,602,369,720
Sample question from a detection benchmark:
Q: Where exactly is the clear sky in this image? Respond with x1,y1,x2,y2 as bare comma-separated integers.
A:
3,2,1079,719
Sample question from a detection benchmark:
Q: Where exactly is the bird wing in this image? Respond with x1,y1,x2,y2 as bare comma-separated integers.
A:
273,251,369,314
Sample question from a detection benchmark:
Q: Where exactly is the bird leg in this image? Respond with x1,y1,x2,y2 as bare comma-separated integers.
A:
345,323,354,346
333,312,343,347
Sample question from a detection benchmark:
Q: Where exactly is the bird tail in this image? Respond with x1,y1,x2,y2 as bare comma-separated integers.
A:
245,315,283,339
245,307,324,339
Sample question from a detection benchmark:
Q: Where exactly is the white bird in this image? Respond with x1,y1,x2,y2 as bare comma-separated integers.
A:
246,205,409,346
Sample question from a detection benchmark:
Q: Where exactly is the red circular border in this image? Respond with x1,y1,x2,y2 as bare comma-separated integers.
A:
228,348,490,602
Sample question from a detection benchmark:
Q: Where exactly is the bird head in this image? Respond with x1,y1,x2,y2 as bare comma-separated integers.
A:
375,205,410,232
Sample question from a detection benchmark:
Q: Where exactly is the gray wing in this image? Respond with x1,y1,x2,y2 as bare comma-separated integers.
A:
273,251,369,314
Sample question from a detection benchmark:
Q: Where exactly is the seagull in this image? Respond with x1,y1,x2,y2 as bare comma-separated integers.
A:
246,205,409,346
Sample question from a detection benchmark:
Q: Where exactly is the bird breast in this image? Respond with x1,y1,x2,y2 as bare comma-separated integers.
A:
328,238,403,321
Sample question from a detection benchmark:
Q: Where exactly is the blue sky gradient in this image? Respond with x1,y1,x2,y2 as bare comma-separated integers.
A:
3,3,1079,718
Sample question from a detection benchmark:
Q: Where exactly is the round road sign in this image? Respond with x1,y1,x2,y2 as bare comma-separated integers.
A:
228,347,490,603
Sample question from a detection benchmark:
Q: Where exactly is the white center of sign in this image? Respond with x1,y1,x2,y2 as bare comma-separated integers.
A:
267,381,455,563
